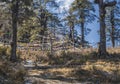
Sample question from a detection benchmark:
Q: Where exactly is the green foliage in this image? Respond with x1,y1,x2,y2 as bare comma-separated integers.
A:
30,28,43,42
0,46,21,60
0,46,11,57
6,47,11,56
70,0,95,23
47,51,72,65
0,46,7,56
47,51,89,65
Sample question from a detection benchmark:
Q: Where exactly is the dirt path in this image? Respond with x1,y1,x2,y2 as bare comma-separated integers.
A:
23,62,91,84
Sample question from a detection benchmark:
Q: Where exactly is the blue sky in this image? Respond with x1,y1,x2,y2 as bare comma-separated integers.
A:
86,5,99,46
57,0,120,47
58,0,100,46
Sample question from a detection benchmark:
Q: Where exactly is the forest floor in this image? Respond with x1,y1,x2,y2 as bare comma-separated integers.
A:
22,47,120,84
23,59,120,84
1,46,120,84
24,63,89,84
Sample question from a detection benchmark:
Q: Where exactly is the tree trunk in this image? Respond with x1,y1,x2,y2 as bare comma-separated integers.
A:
80,11,85,48
98,0,107,57
110,10,115,47
50,35,53,55
69,27,72,40
53,22,56,38
71,25,75,48
10,0,19,62
40,9,47,43
81,22,84,48
69,22,74,46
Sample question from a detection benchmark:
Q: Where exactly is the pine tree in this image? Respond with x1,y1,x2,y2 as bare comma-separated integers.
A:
1,0,33,62
33,0,59,43
70,0,95,47
64,11,75,44
106,1,120,47
94,0,116,57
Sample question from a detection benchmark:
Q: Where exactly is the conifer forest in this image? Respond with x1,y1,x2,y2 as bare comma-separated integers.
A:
0,0,120,84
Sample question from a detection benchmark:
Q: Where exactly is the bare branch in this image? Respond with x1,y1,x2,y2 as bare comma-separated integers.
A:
104,1,116,7
94,0,99,4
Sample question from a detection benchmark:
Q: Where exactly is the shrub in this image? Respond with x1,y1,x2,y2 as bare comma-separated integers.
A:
0,46,22,61
6,47,11,56
17,50,22,59
0,61,26,84
0,46,7,56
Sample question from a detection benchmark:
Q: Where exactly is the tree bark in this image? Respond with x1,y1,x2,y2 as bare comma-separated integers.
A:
69,27,72,40
81,22,84,48
80,11,85,48
97,0,116,57
71,25,75,48
50,35,53,55
110,10,115,47
69,23,75,48
10,0,19,62
39,8,47,43
98,0,107,57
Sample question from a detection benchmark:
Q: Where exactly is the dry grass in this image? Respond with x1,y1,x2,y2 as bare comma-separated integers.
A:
28,68,74,78
107,47,120,53
44,48,120,83
71,63,120,83
46,68,74,77
0,59,26,84
18,47,120,83
0,46,27,84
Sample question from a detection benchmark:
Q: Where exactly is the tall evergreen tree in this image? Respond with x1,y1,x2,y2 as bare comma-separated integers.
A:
33,0,59,43
106,1,120,47
64,11,75,43
1,0,33,62
70,0,95,47
94,0,116,57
